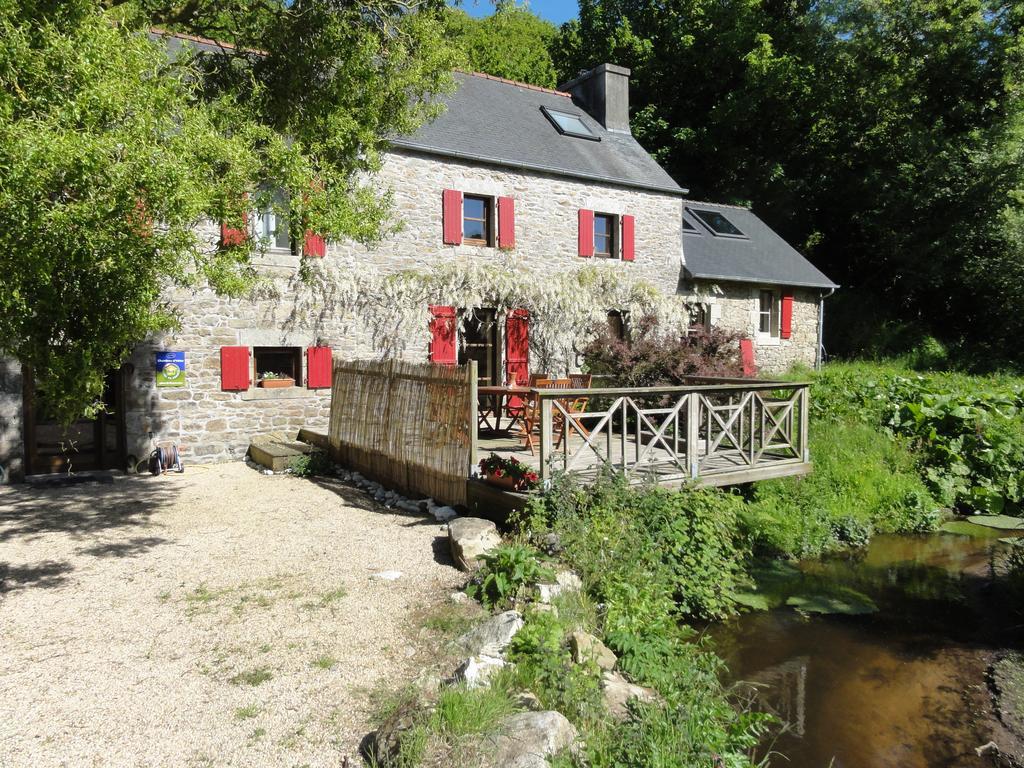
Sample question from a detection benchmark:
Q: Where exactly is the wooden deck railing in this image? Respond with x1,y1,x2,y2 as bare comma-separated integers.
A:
536,379,811,486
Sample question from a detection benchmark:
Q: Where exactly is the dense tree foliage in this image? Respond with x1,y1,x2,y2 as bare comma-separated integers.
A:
0,0,457,420
553,0,1024,364
442,2,559,87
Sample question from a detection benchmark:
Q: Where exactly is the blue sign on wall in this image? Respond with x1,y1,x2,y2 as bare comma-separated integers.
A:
155,351,186,388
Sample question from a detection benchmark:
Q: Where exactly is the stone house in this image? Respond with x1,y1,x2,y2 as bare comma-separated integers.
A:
0,37,835,482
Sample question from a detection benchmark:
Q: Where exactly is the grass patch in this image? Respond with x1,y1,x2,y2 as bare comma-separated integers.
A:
248,727,266,743
230,667,273,686
234,705,260,720
311,655,337,670
430,679,519,739
304,585,348,611
421,610,475,638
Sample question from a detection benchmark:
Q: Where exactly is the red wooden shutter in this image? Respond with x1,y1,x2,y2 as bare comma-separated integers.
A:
220,346,250,391
780,292,794,339
578,209,594,257
739,339,757,378
442,189,463,245
428,305,457,366
621,214,635,261
220,212,248,248
304,231,326,258
505,309,530,386
498,196,515,249
306,346,332,388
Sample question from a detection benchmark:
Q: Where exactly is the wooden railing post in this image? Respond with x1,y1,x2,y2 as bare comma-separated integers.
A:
539,394,553,486
686,392,700,479
468,360,478,476
800,384,810,463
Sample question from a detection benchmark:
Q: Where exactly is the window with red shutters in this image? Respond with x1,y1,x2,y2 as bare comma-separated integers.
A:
442,189,463,245
428,305,457,366
220,346,250,391
304,231,326,258
498,196,515,249
578,209,594,257
780,292,794,339
621,214,635,261
306,346,332,388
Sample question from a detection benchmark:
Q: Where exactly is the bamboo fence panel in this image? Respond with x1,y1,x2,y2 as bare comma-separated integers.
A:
327,359,474,506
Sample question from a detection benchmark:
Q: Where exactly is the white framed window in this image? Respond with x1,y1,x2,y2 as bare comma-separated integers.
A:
252,188,291,251
758,289,780,339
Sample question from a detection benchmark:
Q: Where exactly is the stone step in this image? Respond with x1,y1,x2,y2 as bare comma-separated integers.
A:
248,432,314,471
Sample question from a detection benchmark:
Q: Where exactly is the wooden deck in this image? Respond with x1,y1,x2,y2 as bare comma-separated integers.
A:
474,378,812,489
477,430,811,488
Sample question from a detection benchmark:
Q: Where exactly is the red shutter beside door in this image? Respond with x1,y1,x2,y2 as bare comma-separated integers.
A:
306,346,332,388
428,305,457,366
780,292,794,339
621,215,635,261
578,209,594,257
442,189,463,245
498,196,515,249
739,339,757,378
505,309,530,386
220,346,250,391
304,231,326,258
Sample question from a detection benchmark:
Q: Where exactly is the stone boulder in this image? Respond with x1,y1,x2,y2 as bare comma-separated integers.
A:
457,610,524,657
448,517,502,571
453,654,506,688
483,710,578,768
536,570,583,604
601,670,659,720
570,631,617,671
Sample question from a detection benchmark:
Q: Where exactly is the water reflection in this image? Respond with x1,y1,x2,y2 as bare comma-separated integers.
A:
710,532,1022,768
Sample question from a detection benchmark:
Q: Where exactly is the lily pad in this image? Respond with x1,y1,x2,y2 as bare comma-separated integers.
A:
785,587,878,616
733,591,772,611
966,515,1024,531
940,520,1007,538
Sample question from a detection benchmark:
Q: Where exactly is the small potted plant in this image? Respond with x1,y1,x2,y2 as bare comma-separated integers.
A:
258,371,295,389
479,453,540,492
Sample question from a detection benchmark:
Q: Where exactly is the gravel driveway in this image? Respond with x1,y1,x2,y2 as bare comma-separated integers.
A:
0,463,464,767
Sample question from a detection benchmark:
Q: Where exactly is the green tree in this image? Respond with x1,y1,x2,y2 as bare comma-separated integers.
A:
0,0,457,420
444,2,559,87
554,0,1024,363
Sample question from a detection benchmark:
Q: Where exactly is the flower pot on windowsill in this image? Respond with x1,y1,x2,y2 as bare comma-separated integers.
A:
258,377,295,389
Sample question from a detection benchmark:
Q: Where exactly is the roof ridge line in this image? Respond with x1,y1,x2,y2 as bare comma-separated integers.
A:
150,27,267,55
455,69,571,98
683,198,752,211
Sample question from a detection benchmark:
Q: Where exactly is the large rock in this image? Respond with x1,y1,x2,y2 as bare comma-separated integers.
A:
483,711,578,768
457,610,524,657
536,570,583,604
570,631,617,671
448,517,502,571
601,670,659,720
453,654,506,688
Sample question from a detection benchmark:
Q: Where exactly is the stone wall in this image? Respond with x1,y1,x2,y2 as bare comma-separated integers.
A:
0,358,23,483
681,281,821,373
127,150,684,467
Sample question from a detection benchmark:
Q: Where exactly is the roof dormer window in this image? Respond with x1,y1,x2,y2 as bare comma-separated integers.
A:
689,207,746,239
541,106,600,141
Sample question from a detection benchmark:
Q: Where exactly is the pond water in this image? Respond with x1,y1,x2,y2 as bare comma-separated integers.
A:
709,530,1024,768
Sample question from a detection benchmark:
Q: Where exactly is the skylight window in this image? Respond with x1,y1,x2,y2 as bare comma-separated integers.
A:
541,106,599,141
683,216,701,234
689,208,746,238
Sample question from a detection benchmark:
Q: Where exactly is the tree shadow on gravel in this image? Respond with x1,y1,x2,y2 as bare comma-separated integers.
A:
0,560,73,595
0,475,171,543
75,536,169,558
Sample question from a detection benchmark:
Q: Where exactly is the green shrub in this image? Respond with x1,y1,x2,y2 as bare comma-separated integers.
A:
467,544,553,610
289,449,333,478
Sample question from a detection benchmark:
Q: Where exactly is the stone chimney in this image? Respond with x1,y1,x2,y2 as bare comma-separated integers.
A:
558,64,632,133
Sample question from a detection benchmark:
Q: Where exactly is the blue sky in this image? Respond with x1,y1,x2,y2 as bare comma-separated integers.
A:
456,0,579,26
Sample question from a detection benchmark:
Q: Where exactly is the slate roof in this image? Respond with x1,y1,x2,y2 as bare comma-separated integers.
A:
682,201,838,290
391,71,686,196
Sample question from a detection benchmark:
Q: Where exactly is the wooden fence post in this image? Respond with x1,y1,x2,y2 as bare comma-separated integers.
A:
686,392,700,479
468,360,478,476
800,384,810,463
540,394,553,486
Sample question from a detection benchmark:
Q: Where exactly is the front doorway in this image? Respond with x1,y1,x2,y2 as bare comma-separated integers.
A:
459,308,500,388
22,367,127,475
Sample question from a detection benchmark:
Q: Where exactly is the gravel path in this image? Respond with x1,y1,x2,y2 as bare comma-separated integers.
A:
0,463,464,767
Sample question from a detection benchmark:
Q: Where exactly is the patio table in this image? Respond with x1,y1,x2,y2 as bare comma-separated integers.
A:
477,385,532,433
